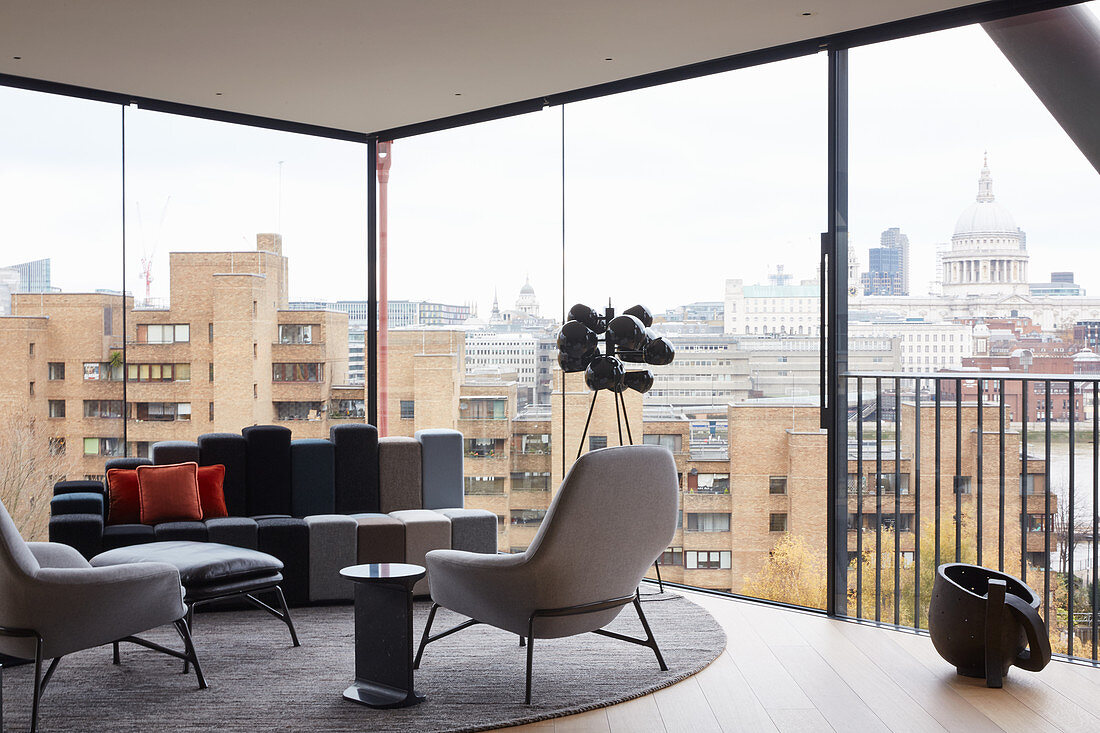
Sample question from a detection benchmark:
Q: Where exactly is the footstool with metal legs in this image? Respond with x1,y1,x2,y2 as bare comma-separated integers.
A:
90,540,301,671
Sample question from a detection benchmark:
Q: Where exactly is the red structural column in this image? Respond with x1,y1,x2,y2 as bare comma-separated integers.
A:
377,141,392,435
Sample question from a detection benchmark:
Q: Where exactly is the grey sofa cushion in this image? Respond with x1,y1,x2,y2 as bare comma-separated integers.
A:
379,437,422,513
416,429,464,509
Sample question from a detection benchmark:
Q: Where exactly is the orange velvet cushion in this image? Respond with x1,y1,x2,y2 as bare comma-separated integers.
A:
105,468,141,525
197,464,228,519
136,462,203,524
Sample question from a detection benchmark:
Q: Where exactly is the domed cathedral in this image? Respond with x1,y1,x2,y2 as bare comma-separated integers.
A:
515,276,540,317
941,155,1030,297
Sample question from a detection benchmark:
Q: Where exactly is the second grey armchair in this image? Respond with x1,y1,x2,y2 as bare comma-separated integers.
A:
414,444,680,703
0,498,205,732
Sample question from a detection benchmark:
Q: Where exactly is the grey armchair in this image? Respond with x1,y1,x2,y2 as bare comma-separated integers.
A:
0,498,205,732
414,444,679,703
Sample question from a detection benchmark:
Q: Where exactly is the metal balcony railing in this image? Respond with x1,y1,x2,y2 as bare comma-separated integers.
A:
845,371,1100,663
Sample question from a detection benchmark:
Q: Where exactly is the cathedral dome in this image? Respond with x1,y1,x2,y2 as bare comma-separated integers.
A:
952,156,1020,238
520,279,535,296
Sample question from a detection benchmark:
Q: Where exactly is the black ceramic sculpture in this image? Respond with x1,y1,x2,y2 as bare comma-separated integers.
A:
928,563,1051,688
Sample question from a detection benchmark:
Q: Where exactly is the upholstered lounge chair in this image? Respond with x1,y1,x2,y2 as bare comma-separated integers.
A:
414,444,679,703
0,499,204,732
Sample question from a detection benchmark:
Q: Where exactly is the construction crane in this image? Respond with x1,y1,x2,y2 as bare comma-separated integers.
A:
137,196,171,302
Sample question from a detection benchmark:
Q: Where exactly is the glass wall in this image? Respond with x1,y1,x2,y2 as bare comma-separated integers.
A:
0,87,123,540
383,110,563,554
847,2,1100,657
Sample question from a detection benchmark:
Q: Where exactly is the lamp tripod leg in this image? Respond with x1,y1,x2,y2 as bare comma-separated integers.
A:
576,390,599,459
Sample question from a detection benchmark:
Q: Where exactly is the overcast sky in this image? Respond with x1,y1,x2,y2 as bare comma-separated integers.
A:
1,5,1097,321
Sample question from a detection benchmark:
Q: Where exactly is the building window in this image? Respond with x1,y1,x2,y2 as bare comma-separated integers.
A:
28,342,34,356
686,551,730,570
659,547,684,566
510,509,546,526
136,324,189,343
274,402,324,421
770,513,788,532
48,362,65,380
464,438,504,457
513,433,551,454
589,435,608,451
642,434,683,452
688,472,729,493
84,437,123,457
126,363,191,382
132,402,191,421
84,400,123,419
278,324,314,344
954,476,972,495
272,363,322,382
48,400,65,418
400,400,415,420
103,306,114,335
511,471,550,491
330,399,365,418
769,476,788,495
685,512,730,532
209,363,214,382
209,402,214,421
28,381,34,396
459,397,508,419
464,476,506,495
208,323,214,342
49,437,66,456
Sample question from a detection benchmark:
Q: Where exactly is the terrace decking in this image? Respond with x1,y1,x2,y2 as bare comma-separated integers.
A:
509,589,1100,732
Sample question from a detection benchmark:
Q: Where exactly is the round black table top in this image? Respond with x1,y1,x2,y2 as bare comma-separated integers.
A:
339,562,426,582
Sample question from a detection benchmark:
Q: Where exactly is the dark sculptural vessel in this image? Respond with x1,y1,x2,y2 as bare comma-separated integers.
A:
928,563,1051,688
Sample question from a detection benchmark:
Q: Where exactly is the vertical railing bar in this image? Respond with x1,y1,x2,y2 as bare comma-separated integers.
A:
955,377,962,563
1093,381,1098,661
876,376,883,623
857,377,864,620
1068,381,1075,659
935,379,942,573
1044,380,1052,628
914,377,922,628
1022,379,1029,582
894,377,902,627
977,378,984,567
999,378,1006,572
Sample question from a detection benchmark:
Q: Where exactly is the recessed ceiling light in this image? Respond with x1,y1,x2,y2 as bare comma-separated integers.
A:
604,57,613,61
454,92,462,96
12,56,21,60
215,92,223,96
802,11,814,16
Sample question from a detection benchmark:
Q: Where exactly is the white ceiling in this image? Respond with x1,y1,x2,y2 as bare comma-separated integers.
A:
0,0,985,136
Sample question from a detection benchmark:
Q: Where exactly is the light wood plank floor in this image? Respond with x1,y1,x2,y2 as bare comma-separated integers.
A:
501,590,1100,733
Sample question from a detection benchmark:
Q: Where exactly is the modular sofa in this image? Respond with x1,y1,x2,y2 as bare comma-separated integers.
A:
48,425,497,604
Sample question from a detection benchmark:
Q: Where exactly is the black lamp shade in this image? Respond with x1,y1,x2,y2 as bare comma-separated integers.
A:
623,304,653,328
558,350,597,373
607,314,646,352
584,355,625,392
623,370,654,394
643,336,675,366
568,303,606,335
556,320,598,357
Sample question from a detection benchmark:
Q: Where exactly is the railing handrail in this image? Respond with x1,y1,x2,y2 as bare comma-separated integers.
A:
845,370,1100,382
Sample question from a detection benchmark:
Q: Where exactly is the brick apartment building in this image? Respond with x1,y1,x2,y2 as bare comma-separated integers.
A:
0,234,351,482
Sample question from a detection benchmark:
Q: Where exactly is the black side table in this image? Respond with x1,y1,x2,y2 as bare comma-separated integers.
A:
340,562,427,708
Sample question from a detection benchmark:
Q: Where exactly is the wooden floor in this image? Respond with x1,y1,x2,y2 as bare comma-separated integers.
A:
502,590,1100,732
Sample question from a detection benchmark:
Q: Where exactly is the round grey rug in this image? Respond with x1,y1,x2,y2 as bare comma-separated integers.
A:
0,594,724,732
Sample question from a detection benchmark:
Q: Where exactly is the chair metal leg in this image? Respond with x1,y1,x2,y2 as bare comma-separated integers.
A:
519,635,526,647
413,603,439,670
30,638,43,733
653,561,665,594
272,586,300,647
632,595,668,671
525,617,535,705
112,641,120,665
172,619,208,690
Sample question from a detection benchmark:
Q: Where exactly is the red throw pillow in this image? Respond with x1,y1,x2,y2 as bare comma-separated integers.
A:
105,468,140,525
136,462,203,524
197,464,228,519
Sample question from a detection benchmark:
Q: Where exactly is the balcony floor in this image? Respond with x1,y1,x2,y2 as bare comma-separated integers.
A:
508,589,1100,732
